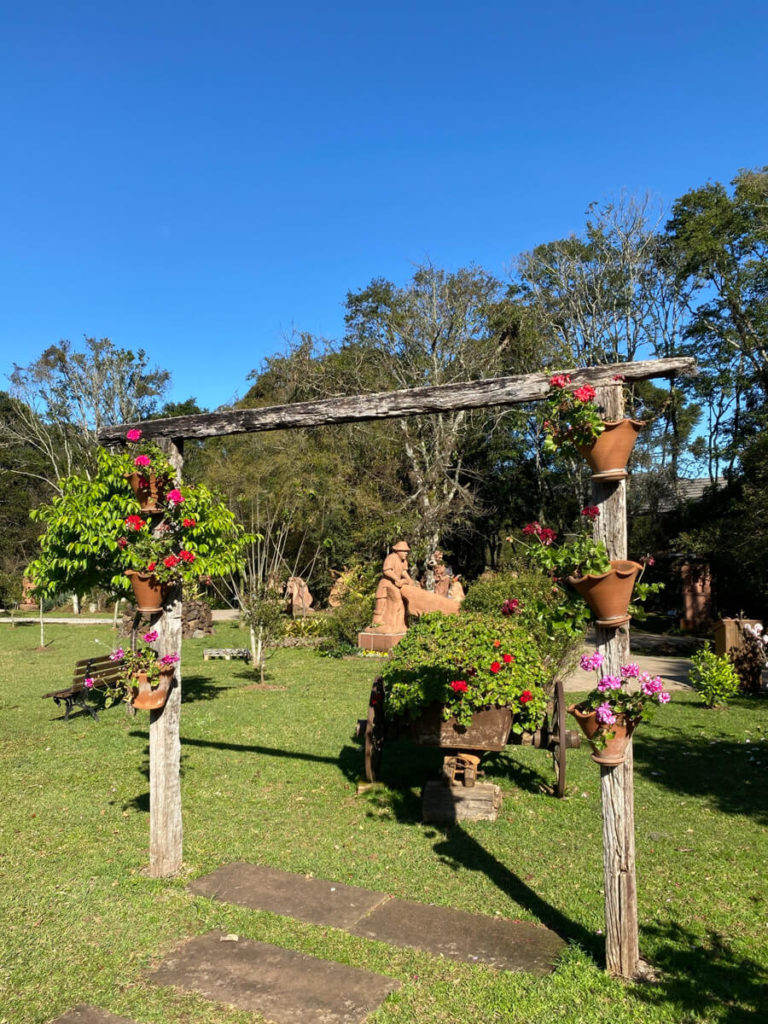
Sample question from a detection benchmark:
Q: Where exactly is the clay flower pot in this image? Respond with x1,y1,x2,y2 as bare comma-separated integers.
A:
130,668,175,710
567,559,642,627
578,419,643,481
568,705,636,765
125,570,167,613
124,471,168,512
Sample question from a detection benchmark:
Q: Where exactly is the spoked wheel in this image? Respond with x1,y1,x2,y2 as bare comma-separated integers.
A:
549,678,567,798
364,677,386,782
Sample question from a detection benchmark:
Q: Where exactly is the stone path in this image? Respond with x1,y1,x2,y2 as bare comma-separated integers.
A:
190,862,564,974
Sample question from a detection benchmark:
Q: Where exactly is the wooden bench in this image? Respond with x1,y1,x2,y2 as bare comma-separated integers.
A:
42,654,123,722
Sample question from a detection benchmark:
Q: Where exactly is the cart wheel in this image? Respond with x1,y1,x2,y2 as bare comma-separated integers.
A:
364,677,385,782
550,678,567,798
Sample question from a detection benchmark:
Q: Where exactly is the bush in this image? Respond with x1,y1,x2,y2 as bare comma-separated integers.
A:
318,563,377,657
381,612,549,731
688,646,742,707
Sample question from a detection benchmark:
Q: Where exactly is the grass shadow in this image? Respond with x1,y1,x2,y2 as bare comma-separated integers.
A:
634,722,768,825
181,673,235,702
635,920,768,1022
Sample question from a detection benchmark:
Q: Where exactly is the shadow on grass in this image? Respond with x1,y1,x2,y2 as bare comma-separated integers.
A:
181,673,236,702
636,920,768,1023
126,729,364,785
634,723,768,825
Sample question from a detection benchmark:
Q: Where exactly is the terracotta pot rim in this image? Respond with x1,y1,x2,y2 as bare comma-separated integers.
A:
567,559,643,584
597,418,645,429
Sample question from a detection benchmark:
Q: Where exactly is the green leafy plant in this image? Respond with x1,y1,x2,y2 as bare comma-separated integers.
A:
689,645,742,707
28,443,249,601
572,651,671,748
514,513,612,579
542,373,606,456
318,563,377,657
97,629,179,707
108,427,176,481
381,612,549,731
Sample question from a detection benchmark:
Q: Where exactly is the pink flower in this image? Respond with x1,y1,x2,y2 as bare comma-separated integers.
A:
166,489,184,506
658,692,671,704
109,649,124,661
641,676,664,696
549,373,571,389
573,384,596,403
450,679,468,693
160,653,180,666
539,527,557,546
490,661,501,674
84,676,94,689
134,454,151,468
580,651,605,672
126,429,142,442
501,598,522,616
520,690,533,704
620,663,640,678
597,675,622,692
502,653,514,664
595,702,617,726
581,506,600,519
143,630,158,643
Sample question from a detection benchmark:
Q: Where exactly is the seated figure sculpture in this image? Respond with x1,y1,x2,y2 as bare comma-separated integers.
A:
360,540,462,651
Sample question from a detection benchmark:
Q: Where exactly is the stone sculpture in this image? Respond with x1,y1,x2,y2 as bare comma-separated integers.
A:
285,576,314,617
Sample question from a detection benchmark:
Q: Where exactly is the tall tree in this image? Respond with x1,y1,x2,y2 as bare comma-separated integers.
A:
4,337,170,489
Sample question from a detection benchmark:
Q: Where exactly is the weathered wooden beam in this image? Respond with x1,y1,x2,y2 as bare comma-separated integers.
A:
97,357,696,443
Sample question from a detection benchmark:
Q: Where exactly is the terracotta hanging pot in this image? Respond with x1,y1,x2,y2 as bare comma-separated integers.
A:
125,570,167,613
578,419,643,481
124,472,168,513
568,705,636,765
130,668,175,710
567,559,642,627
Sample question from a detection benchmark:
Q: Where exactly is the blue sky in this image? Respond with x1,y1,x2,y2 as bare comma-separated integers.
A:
1,1,765,411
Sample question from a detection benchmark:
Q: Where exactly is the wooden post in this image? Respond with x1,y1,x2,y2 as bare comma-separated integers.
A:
592,385,640,978
150,438,184,877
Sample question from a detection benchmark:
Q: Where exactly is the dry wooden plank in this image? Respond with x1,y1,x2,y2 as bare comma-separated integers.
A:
97,357,696,443
421,780,502,823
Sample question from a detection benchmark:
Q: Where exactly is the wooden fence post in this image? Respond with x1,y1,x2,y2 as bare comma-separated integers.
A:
150,438,184,877
592,384,640,978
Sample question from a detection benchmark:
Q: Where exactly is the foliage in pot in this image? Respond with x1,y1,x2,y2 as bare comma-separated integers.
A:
688,645,742,707
95,629,180,708
569,650,671,750
28,437,250,602
542,374,606,457
381,611,549,732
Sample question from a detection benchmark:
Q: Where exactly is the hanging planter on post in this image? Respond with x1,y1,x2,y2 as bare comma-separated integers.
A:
124,472,168,513
568,559,642,627
578,419,644,481
125,570,167,613
130,667,175,710
568,706,637,765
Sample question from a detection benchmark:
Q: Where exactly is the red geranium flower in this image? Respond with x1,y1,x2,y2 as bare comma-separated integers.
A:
179,549,195,563
117,537,128,549
581,506,600,519
549,373,571,389
493,639,501,648
164,555,179,569
125,515,146,531
502,653,514,664
572,384,596,403
490,661,501,674
520,690,533,703
539,527,557,546
146,561,156,571
182,518,196,528
450,680,468,693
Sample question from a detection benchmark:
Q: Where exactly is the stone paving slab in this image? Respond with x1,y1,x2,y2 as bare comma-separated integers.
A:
350,897,564,973
50,1008,139,1024
148,931,400,1024
190,862,390,928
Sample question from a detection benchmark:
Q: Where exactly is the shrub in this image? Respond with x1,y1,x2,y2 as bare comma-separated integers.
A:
381,612,550,732
318,563,377,657
688,646,742,707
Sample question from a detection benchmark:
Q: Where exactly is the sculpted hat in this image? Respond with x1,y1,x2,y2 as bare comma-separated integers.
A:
392,541,411,552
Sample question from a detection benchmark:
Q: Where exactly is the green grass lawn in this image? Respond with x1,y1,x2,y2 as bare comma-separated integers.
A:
1,623,766,1023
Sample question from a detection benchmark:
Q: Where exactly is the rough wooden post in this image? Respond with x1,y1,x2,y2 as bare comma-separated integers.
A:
150,438,184,877
592,384,640,978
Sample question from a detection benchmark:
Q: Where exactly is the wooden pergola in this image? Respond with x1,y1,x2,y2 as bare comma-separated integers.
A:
99,354,695,979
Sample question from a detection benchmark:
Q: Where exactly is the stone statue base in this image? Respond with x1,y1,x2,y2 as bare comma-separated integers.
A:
358,629,407,653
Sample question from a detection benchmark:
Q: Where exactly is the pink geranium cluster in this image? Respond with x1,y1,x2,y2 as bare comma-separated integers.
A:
522,521,557,546
571,651,671,744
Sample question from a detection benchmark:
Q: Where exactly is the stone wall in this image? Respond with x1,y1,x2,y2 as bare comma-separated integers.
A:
121,598,214,638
